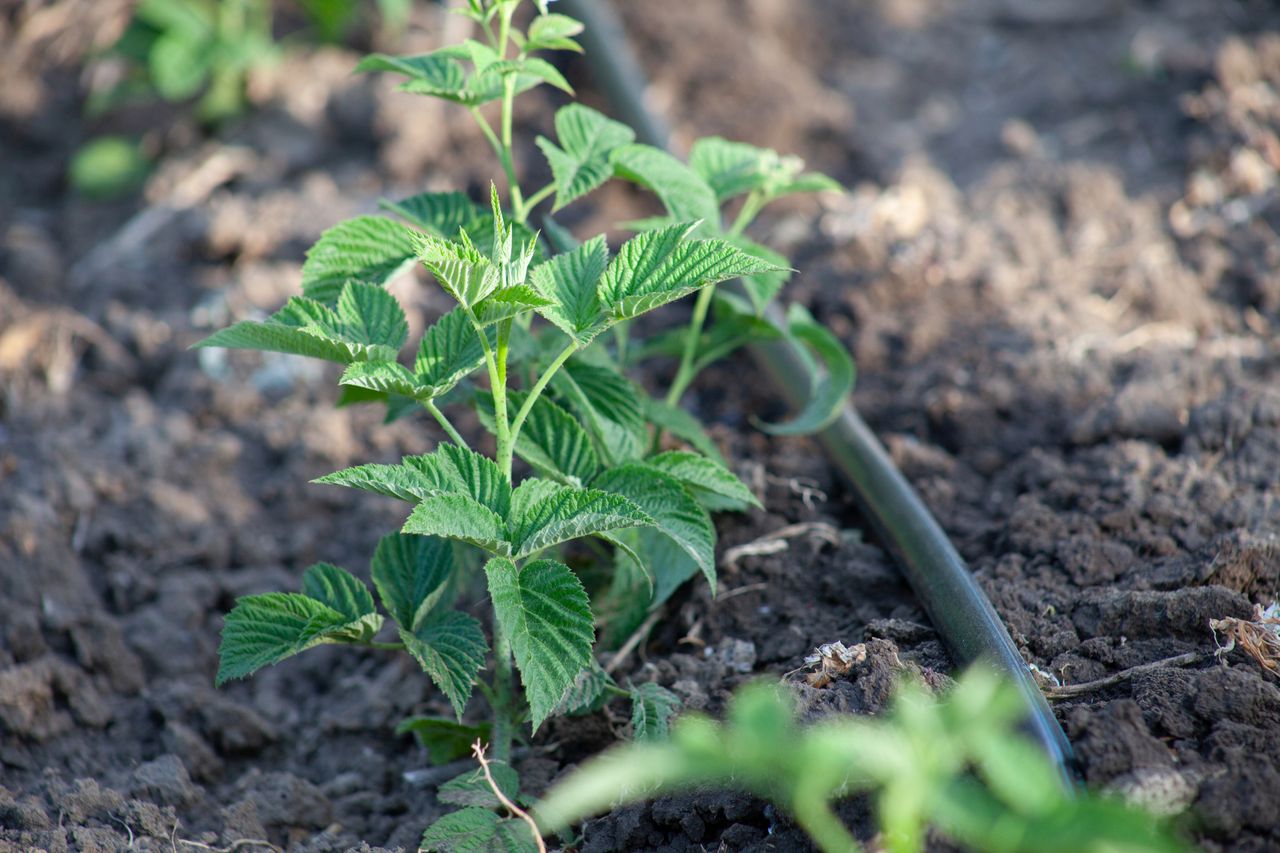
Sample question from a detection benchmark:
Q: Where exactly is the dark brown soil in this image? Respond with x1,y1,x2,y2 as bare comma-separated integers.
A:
3,1,1280,851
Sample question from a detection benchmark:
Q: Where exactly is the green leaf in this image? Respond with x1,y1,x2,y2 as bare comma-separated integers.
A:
537,105,635,211
689,136,843,203
645,451,760,512
755,304,856,436
439,761,520,809
555,662,616,716
301,216,418,304
551,361,647,465
593,464,717,595
404,494,511,555
473,285,554,327
478,392,598,486
300,562,377,622
332,279,410,348
510,483,652,559
216,592,383,685
485,558,595,731
491,57,573,95
525,13,584,53
381,191,480,237
599,223,781,322
643,397,727,466
528,235,610,344
420,807,537,853
370,532,453,631
610,144,720,228
689,136,775,202
314,461,440,503
192,316,356,364
339,361,431,400
414,231,501,309
69,136,150,199
630,682,682,741
396,716,490,765
417,307,492,392
402,610,488,720
433,442,513,519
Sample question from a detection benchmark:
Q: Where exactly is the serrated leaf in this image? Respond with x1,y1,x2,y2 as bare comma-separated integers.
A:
645,451,760,512
402,610,488,720
301,562,377,622
599,223,781,322
216,592,382,685
510,483,652,559
593,464,717,595
473,285,554,327
537,105,635,211
485,558,595,731
776,172,844,196
381,191,480,237
491,57,573,94
420,807,537,853
756,304,856,436
301,216,418,304
192,317,356,364
528,235,609,344
332,280,409,348
508,478,566,522
439,761,520,809
314,462,444,503
417,307,492,392
555,661,616,716
643,397,727,466
610,144,720,228
434,442,513,518
396,716,490,765
630,682,681,741
371,532,453,631
414,231,501,309
478,393,598,486
339,360,432,400
551,360,647,466
690,136,775,202
404,494,511,555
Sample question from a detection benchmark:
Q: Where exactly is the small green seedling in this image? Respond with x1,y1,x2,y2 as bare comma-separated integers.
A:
195,0,850,847
534,668,1193,853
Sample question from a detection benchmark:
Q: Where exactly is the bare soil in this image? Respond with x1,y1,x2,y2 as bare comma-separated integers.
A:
2,1,1279,851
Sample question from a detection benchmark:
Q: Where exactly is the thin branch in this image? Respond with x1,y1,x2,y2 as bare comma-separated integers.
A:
473,740,547,853
605,605,666,676
509,341,578,444
425,400,471,450
1042,652,1208,700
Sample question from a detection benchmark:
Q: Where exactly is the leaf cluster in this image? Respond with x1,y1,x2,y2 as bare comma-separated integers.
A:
534,668,1193,853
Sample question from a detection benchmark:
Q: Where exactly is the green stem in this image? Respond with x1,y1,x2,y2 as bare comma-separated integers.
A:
425,400,471,450
500,75,524,215
495,319,514,477
728,189,766,239
613,323,630,365
664,284,715,406
792,798,862,853
362,640,407,651
490,612,517,761
508,341,577,445
517,182,556,221
471,309,511,473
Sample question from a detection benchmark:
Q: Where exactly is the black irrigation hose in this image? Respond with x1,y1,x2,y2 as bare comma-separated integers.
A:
558,0,1077,788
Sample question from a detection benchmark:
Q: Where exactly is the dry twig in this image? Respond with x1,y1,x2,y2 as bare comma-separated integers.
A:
721,522,841,570
1212,603,1280,676
1042,652,1208,700
472,740,546,853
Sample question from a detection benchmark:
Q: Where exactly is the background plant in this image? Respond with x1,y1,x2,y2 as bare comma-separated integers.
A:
195,0,848,845
533,668,1192,853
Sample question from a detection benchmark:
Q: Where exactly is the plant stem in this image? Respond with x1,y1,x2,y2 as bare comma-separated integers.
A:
495,319,514,477
728,189,765,239
508,341,578,445
791,798,862,853
664,284,715,406
517,183,556,222
471,309,511,475
425,399,471,450
500,76,524,215
490,612,517,761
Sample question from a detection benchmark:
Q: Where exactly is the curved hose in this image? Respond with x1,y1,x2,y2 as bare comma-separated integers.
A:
558,0,1076,787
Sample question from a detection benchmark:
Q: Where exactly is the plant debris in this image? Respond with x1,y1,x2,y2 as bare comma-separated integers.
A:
1211,602,1280,677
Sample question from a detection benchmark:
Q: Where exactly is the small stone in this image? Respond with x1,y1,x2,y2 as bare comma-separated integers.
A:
132,754,199,806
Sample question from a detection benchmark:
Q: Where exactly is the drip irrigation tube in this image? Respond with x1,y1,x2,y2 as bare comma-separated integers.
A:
558,0,1076,787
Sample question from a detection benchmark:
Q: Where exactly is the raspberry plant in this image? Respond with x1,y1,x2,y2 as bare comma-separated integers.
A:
196,0,849,843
